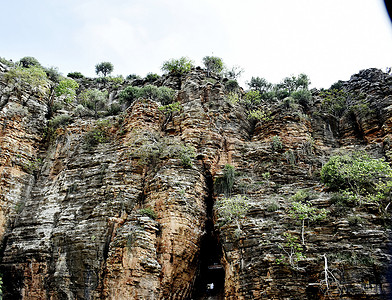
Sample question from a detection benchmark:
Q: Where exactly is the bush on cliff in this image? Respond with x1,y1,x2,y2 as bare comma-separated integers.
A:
18,56,42,68
161,57,194,75
203,56,224,76
56,78,79,103
4,66,50,96
321,152,392,205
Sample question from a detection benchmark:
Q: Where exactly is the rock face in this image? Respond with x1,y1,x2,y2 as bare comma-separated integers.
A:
0,65,391,299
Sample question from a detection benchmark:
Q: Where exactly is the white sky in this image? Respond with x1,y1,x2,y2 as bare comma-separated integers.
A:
1,0,391,88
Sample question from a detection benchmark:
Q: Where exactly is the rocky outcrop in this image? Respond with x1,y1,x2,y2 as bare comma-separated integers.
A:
0,65,391,299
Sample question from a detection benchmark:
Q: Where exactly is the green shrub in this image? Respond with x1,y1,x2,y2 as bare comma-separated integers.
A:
119,86,141,106
320,152,392,195
139,207,157,220
267,201,280,212
126,74,141,80
179,145,196,168
130,131,195,168
247,109,271,121
226,92,240,105
271,135,283,151
67,72,84,79
242,90,262,109
161,57,194,74
157,86,176,105
276,232,305,270
291,190,312,202
44,66,62,83
203,56,224,75
108,75,124,87
247,76,272,93
18,56,41,68
291,89,312,107
84,120,112,148
290,201,327,222
320,89,348,117
225,79,239,92
49,114,71,129
120,85,176,106
214,194,249,225
215,164,236,196
79,89,108,117
4,66,50,96
330,190,359,207
140,84,160,99
159,102,181,115
106,103,122,116
0,56,14,67
56,78,79,103
284,149,296,165
145,72,160,81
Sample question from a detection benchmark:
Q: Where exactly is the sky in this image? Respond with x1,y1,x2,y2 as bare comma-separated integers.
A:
1,0,392,89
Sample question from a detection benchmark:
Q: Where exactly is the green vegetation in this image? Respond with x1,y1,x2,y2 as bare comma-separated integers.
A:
215,164,236,196
320,88,347,117
226,91,240,105
242,90,262,109
48,114,72,130
276,232,305,270
271,135,283,151
214,194,249,226
247,76,272,93
55,78,79,103
107,75,124,88
203,56,224,76
320,86,369,118
139,207,157,220
0,56,15,67
266,200,280,212
79,89,108,117
290,200,327,244
321,152,392,196
289,190,327,245
23,157,43,174
95,61,114,77
44,66,62,83
84,120,112,149
4,66,50,96
161,57,194,74
67,71,84,79
159,102,182,115
225,79,239,92
119,85,176,106
130,131,195,168
126,74,141,80
18,56,41,68
145,72,160,81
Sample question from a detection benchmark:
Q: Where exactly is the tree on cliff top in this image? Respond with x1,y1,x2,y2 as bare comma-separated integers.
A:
18,56,42,68
161,57,194,75
95,62,114,77
202,56,224,76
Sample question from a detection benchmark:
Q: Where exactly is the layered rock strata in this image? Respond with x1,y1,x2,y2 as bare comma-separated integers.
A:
0,65,391,299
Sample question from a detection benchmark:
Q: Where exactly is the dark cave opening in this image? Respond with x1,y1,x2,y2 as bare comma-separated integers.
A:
191,171,225,299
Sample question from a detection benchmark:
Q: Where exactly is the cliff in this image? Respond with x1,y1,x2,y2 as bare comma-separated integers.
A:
0,63,391,299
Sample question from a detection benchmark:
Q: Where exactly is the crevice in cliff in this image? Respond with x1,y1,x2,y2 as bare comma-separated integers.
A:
191,169,225,299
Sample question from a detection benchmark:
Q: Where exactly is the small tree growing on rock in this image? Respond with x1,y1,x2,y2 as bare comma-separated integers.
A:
202,56,224,76
95,62,114,77
161,57,194,75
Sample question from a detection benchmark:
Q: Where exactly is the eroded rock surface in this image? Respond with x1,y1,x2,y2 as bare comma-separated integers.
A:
0,65,391,299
